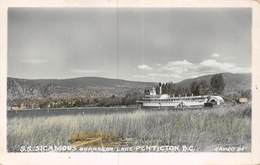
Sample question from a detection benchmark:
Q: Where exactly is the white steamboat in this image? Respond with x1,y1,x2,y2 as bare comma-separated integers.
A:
137,87,224,108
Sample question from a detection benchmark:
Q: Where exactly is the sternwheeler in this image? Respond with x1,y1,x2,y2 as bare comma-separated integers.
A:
137,86,224,109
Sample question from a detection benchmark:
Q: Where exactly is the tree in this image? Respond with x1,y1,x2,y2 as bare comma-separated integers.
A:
240,89,251,99
155,86,160,95
167,82,176,96
198,80,210,95
162,83,166,94
175,87,187,97
210,74,225,94
191,81,200,96
122,91,143,105
156,82,162,95
144,89,150,95
159,82,177,96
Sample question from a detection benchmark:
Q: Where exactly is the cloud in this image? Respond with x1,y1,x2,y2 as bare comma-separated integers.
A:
134,59,250,82
138,64,153,70
160,60,195,73
211,53,220,58
20,59,48,64
71,68,101,74
161,60,193,69
148,73,182,79
199,59,250,73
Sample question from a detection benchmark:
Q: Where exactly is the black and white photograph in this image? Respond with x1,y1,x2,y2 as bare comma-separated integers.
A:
7,7,252,153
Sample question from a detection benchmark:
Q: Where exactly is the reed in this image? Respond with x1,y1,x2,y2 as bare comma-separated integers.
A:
7,104,251,152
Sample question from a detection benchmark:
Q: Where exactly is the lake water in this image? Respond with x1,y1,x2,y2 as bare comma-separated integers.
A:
7,106,214,118
7,107,138,118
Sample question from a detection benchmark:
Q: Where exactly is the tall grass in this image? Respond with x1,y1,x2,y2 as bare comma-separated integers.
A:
7,104,251,152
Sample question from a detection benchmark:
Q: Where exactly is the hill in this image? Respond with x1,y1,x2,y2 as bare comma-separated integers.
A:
8,73,251,102
174,73,250,91
7,77,155,101
173,73,251,97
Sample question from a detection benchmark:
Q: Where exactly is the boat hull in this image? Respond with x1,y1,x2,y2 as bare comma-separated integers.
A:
142,100,206,108
137,95,224,109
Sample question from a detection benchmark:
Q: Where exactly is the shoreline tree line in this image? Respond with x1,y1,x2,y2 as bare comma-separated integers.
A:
9,74,250,109
156,73,225,97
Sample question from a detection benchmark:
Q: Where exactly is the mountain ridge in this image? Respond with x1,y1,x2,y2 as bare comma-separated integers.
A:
8,72,251,101
7,76,156,101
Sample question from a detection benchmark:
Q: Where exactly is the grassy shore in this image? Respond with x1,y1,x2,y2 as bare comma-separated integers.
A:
7,104,251,152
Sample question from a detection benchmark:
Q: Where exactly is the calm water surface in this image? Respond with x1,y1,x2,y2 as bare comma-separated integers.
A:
7,107,138,118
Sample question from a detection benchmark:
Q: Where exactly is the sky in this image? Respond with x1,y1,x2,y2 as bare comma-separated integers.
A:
8,8,251,83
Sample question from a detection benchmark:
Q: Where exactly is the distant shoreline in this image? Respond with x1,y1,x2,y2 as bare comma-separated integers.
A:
7,105,138,112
